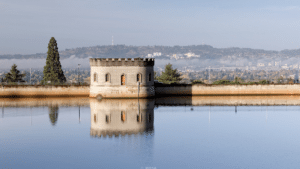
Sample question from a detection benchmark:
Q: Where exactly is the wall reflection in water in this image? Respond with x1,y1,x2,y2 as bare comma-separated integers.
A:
90,99,154,138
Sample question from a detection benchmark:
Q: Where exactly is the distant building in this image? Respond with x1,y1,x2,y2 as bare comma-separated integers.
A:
153,52,161,57
171,54,184,60
184,52,199,58
288,74,295,79
257,63,265,67
281,64,289,69
293,64,299,69
146,54,153,58
146,52,161,58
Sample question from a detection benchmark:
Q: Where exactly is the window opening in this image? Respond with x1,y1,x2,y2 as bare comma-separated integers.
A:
94,114,97,123
94,73,97,82
137,114,142,123
137,74,142,82
121,111,126,122
148,114,152,123
121,75,126,85
106,115,111,123
105,74,110,82
149,73,151,82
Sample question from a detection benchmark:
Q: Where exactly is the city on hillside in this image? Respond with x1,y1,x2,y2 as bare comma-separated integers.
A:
1,45,300,85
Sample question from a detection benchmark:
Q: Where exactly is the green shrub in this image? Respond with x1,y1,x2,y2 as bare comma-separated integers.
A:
212,80,231,85
192,80,205,84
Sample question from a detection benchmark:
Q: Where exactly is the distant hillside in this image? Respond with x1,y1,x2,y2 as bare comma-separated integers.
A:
1,45,300,60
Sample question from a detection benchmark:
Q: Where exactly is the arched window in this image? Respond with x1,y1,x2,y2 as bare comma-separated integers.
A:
121,111,126,122
148,73,152,82
121,75,126,85
106,115,111,123
93,73,97,82
105,73,110,82
137,74,142,83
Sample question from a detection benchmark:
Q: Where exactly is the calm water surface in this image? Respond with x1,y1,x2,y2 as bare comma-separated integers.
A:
1,97,300,168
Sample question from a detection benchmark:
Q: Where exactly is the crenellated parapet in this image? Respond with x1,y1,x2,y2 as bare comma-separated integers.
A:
89,58,155,67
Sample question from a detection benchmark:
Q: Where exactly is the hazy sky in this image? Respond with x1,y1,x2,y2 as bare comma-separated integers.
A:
1,0,300,54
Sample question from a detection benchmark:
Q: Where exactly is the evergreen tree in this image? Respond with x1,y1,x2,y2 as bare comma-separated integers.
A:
4,64,25,83
157,63,182,84
41,37,66,84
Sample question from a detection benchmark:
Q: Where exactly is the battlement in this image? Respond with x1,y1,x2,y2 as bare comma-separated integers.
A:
89,58,155,67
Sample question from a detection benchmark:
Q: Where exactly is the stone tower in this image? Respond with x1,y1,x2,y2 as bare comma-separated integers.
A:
89,58,155,98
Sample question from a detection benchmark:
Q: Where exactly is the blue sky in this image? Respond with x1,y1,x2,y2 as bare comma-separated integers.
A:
1,0,300,54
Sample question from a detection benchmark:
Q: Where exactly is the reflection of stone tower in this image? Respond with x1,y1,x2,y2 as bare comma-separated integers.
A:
90,99,154,137
89,58,155,98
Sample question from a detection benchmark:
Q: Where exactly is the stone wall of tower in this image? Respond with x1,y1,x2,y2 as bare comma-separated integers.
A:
89,58,155,98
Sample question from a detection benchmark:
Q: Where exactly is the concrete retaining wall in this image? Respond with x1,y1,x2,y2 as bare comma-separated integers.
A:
2,84,300,98
0,85,90,97
155,84,300,96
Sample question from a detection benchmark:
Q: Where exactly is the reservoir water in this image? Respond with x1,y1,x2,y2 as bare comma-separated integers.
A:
1,96,300,169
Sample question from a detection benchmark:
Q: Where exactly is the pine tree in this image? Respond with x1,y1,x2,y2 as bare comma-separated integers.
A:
157,63,182,84
41,37,66,84
4,64,25,83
